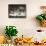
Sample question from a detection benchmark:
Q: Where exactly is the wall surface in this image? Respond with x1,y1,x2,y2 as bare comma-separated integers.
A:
0,0,46,41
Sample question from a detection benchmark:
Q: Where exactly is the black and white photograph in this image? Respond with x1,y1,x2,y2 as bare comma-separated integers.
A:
8,4,26,18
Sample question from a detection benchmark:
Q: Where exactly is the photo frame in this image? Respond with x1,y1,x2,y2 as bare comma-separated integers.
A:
8,4,26,18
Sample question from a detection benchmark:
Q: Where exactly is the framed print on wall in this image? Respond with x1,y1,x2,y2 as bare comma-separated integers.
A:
8,4,26,18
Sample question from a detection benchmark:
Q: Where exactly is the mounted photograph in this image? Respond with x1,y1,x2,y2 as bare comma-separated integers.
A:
8,4,26,18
